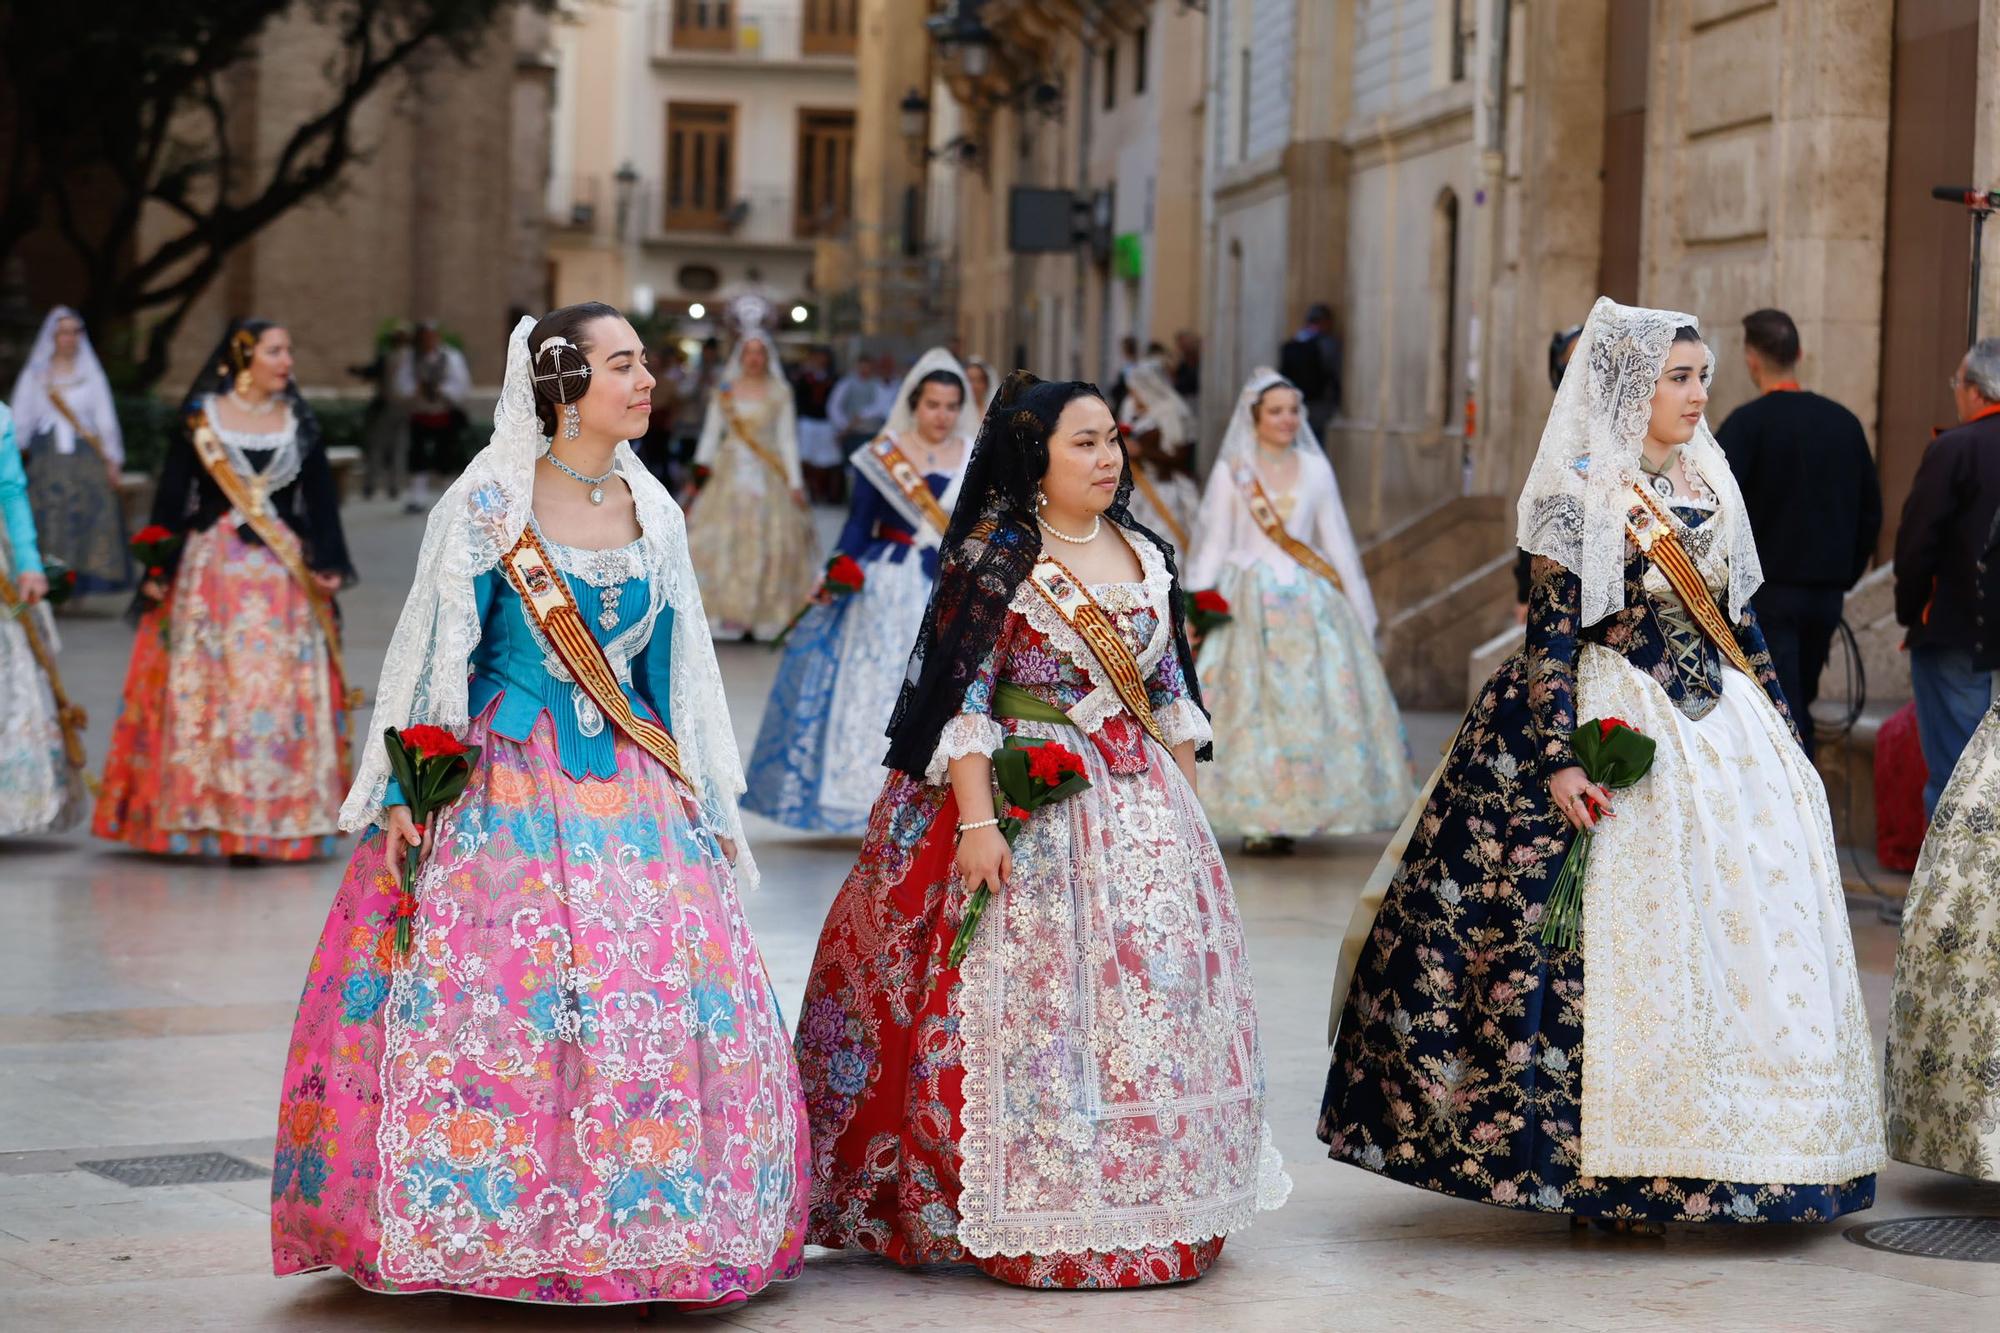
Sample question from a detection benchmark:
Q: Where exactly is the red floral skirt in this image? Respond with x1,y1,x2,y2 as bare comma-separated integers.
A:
794,779,1224,1289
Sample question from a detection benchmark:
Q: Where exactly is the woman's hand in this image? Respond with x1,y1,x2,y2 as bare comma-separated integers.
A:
312,570,344,594
719,835,738,864
790,486,809,509
140,577,167,602
15,571,48,605
1549,766,1613,831
955,824,1011,898
384,804,425,853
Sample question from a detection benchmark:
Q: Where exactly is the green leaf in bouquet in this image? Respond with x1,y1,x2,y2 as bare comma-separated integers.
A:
1568,722,1657,790
991,745,1036,807
383,729,420,806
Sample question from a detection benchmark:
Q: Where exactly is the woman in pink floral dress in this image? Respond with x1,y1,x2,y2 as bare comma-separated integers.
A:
270,304,806,1309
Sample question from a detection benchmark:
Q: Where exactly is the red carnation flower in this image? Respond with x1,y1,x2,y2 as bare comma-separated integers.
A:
1007,804,1031,821
131,524,174,545
1192,589,1230,615
398,724,469,760
1026,742,1086,786
1597,717,1638,741
826,555,866,590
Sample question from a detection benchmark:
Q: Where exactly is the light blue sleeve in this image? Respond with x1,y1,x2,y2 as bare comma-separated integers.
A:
0,405,44,576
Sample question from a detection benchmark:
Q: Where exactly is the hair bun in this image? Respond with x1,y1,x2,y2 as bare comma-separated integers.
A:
531,339,592,405
993,369,1041,408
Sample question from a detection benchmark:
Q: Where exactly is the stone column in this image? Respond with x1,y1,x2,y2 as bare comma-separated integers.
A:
854,0,933,342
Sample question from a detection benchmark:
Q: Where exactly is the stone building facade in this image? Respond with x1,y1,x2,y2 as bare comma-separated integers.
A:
135,7,556,393
544,1,859,341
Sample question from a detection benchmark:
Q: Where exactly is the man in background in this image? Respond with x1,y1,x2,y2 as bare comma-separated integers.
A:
1280,302,1342,441
793,346,843,504
1894,336,2000,811
397,321,471,514
1717,308,1881,760
828,352,896,459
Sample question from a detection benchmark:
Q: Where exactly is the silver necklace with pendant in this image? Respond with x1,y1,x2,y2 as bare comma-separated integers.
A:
546,451,616,504
1640,445,1683,499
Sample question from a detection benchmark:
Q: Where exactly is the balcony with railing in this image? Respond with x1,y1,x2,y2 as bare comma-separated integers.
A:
650,1,859,68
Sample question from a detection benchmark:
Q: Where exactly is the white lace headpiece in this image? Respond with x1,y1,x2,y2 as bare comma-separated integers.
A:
1516,295,1762,629
1123,357,1196,456
340,316,758,887
962,356,997,412
1209,367,1376,634
9,306,123,461
881,347,981,445
718,329,792,405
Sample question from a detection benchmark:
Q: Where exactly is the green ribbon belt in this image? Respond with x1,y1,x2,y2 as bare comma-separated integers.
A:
991,681,1074,728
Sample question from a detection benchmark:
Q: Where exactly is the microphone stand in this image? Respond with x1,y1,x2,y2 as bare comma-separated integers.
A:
1931,186,2000,346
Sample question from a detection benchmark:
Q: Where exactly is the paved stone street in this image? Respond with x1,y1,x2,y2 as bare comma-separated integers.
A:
1,499,1996,1331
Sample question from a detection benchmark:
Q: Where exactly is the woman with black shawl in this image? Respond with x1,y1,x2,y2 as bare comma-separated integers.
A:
94,319,356,861
793,372,1289,1289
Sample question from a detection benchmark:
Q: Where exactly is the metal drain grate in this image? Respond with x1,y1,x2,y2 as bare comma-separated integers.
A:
76,1152,268,1188
1845,1215,2000,1263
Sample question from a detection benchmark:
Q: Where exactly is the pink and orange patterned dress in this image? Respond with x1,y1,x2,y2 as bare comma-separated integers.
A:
270,530,807,1308
93,399,352,860
794,532,1289,1288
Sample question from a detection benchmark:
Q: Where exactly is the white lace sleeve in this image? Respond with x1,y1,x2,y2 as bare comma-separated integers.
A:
924,713,1005,786
1155,697,1213,749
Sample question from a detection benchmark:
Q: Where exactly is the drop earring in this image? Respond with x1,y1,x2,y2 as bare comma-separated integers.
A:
234,368,254,397
563,402,581,440
1035,485,1048,509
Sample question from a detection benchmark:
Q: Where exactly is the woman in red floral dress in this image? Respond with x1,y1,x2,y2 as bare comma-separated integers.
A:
793,371,1290,1289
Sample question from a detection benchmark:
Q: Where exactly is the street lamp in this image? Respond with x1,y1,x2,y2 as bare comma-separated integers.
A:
688,302,706,321
612,161,639,239
926,2,997,81
899,89,930,143
791,305,809,324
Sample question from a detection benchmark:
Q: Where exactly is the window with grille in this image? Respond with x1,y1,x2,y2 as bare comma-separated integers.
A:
802,0,858,56
665,102,736,230
795,108,855,238
672,0,734,52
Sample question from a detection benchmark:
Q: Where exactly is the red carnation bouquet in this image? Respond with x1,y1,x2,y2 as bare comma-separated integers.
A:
381,725,480,955
947,737,1093,968
771,553,867,649
1184,588,1233,637
129,524,182,606
1540,716,1655,949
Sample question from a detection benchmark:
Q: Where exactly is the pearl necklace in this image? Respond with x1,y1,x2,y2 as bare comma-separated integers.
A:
227,389,279,417
1037,513,1101,544
546,451,616,505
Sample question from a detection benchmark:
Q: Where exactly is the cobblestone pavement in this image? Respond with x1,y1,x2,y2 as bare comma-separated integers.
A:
2,499,1995,1331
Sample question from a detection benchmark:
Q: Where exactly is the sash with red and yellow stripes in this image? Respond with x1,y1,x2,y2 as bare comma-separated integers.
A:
856,434,952,544
1624,482,1757,679
501,524,692,788
187,408,365,716
1238,464,1344,590
1024,553,1167,746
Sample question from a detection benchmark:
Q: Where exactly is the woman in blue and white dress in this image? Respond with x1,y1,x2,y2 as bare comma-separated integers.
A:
743,349,977,833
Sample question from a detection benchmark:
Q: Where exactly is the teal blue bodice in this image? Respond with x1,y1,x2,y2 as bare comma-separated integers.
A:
385,530,673,807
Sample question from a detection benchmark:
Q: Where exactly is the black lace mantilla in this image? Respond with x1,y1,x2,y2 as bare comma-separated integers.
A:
882,370,1208,777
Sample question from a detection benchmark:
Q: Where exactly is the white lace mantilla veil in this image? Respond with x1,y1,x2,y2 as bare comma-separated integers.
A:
1515,295,1763,630
693,329,797,474
340,316,759,888
962,356,997,412
9,305,124,462
1204,367,1377,634
1124,356,1197,456
856,347,980,517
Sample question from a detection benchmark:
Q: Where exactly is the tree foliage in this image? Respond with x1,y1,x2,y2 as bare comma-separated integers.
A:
0,1,536,386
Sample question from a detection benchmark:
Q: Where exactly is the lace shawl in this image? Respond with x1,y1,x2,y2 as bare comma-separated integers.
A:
1516,296,1763,630
339,317,756,886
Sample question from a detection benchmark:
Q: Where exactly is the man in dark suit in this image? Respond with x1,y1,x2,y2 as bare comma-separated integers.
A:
1278,302,1342,442
1893,335,2000,811
1716,309,1881,760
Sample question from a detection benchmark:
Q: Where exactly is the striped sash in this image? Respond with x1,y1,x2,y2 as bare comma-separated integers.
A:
1126,462,1189,549
1023,553,1166,746
1624,483,1757,679
1239,465,1344,590
720,390,790,484
500,524,691,787
856,434,951,544
187,408,365,715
